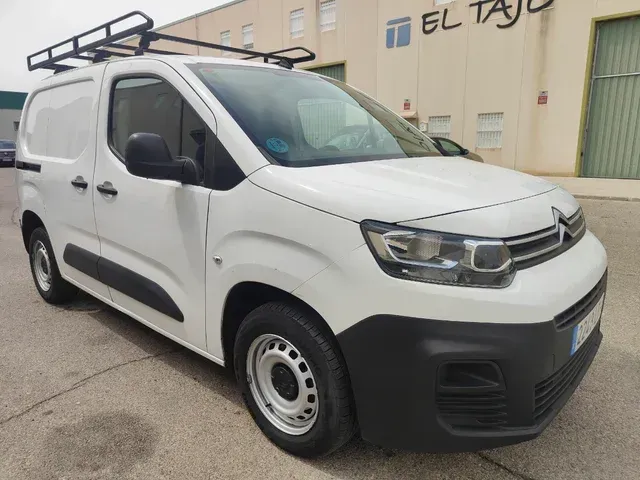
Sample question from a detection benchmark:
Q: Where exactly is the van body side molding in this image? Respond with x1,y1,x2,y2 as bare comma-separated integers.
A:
63,243,100,279
62,243,184,322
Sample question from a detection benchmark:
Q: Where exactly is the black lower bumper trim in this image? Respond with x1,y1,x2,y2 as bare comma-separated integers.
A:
336,314,602,452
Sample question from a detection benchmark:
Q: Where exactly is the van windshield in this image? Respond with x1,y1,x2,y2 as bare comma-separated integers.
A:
188,64,442,167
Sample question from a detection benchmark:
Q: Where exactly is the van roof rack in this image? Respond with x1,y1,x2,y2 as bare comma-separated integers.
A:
27,10,316,74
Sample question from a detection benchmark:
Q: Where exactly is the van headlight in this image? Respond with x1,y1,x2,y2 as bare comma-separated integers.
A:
361,221,515,288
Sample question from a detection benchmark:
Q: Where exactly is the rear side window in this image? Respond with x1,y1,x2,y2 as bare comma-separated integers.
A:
47,80,94,159
23,81,94,159
23,89,52,156
110,76,244,190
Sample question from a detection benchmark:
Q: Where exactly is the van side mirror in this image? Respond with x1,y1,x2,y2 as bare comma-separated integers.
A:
124,133,199,184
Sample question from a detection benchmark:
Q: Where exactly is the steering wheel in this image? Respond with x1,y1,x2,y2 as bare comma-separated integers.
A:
319,145,340,152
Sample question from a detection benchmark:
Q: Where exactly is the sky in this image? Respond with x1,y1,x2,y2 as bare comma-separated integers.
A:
0,0,229,92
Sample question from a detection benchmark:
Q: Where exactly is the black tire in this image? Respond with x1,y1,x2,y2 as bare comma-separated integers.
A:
28,227,78,304
234,301,357,457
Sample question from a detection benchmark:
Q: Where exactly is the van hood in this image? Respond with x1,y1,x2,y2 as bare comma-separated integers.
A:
249,157,557,223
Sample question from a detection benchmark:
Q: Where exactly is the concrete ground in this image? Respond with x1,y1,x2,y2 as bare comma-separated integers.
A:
542,176,640,202
0,166,638,480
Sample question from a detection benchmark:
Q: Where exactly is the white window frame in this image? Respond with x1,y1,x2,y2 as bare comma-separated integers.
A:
476,113,504,149
242,24,254,49
220,30,231,56
320,0,337,32
427,115,451,139
290,8,305,39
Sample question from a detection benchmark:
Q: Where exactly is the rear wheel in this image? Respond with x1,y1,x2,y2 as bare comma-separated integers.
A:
234,302,357,457
28,227,78,304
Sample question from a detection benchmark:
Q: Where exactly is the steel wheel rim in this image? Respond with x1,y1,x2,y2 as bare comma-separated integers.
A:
246,334,319,436
33,240,52,292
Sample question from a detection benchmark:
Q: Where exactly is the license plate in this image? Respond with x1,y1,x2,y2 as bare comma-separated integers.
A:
571,295,604,355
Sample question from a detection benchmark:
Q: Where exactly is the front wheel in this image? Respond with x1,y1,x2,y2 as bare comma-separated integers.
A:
234,302,357,457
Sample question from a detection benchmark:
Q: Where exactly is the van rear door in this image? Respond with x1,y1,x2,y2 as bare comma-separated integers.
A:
37,65,111,300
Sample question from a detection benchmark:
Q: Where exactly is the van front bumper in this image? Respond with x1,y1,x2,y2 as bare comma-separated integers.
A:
336,292,604,452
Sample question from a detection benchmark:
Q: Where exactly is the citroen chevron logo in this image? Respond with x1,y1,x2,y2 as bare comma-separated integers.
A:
552,207,581,244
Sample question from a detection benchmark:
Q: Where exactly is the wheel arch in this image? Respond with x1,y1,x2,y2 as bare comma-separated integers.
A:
21,210,45,252
221,281,339,374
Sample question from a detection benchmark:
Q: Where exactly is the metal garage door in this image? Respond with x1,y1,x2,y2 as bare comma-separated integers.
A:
582,17,640,179
307,63,345,82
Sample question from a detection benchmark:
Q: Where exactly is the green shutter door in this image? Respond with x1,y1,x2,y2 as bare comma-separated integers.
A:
306,63,345,82
582,17,640,179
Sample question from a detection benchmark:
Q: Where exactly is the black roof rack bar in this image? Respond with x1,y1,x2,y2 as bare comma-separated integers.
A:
106,43,187,56
243,46,316,65
89,48,131,59
27,11,317,73
38,64,76,74
27,11,153,71
146,32,316,67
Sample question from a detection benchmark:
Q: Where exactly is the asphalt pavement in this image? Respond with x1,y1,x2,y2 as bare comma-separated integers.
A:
0,167,638,480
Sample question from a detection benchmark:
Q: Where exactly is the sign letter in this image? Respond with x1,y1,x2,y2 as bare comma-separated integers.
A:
422,12,440,35
528,0,554,14
498,0,522,28
442,8,462,31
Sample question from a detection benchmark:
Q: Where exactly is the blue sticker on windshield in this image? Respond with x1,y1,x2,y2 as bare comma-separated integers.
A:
266,137,289,154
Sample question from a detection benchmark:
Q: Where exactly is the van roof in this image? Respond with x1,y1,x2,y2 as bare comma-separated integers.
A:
38,54,320,87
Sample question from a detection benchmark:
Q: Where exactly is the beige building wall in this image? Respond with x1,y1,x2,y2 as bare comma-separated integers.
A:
125,0,640,176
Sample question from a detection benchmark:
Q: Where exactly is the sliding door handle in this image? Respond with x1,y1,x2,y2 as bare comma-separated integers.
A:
96,182,118,196
71,176,88,190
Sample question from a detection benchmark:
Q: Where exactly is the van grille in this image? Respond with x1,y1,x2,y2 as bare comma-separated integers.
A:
555,272,607,330
436,391,508,430
505,209,586,269
533,330,599,422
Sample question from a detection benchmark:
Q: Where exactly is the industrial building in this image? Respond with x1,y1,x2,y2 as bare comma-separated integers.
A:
125,0,640,178
0,91,26,142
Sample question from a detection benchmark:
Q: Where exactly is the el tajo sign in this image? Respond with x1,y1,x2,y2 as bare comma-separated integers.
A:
386,0,554,48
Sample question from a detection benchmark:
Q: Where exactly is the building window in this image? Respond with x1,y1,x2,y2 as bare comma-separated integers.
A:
242,24,254,49
13,121,20,132
427,116,451,139
220,30,231,55
320,0,336,32
290,8,304,38
386,17,411,49
477,112,504,149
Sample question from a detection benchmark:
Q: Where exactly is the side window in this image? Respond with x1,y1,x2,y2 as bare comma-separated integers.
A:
110,76,244,190
110,77,207,184
438,138,463,155
181,103,206,168
111,78,181,159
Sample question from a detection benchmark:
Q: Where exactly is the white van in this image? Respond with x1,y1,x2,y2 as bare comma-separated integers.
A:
16,12,608,457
